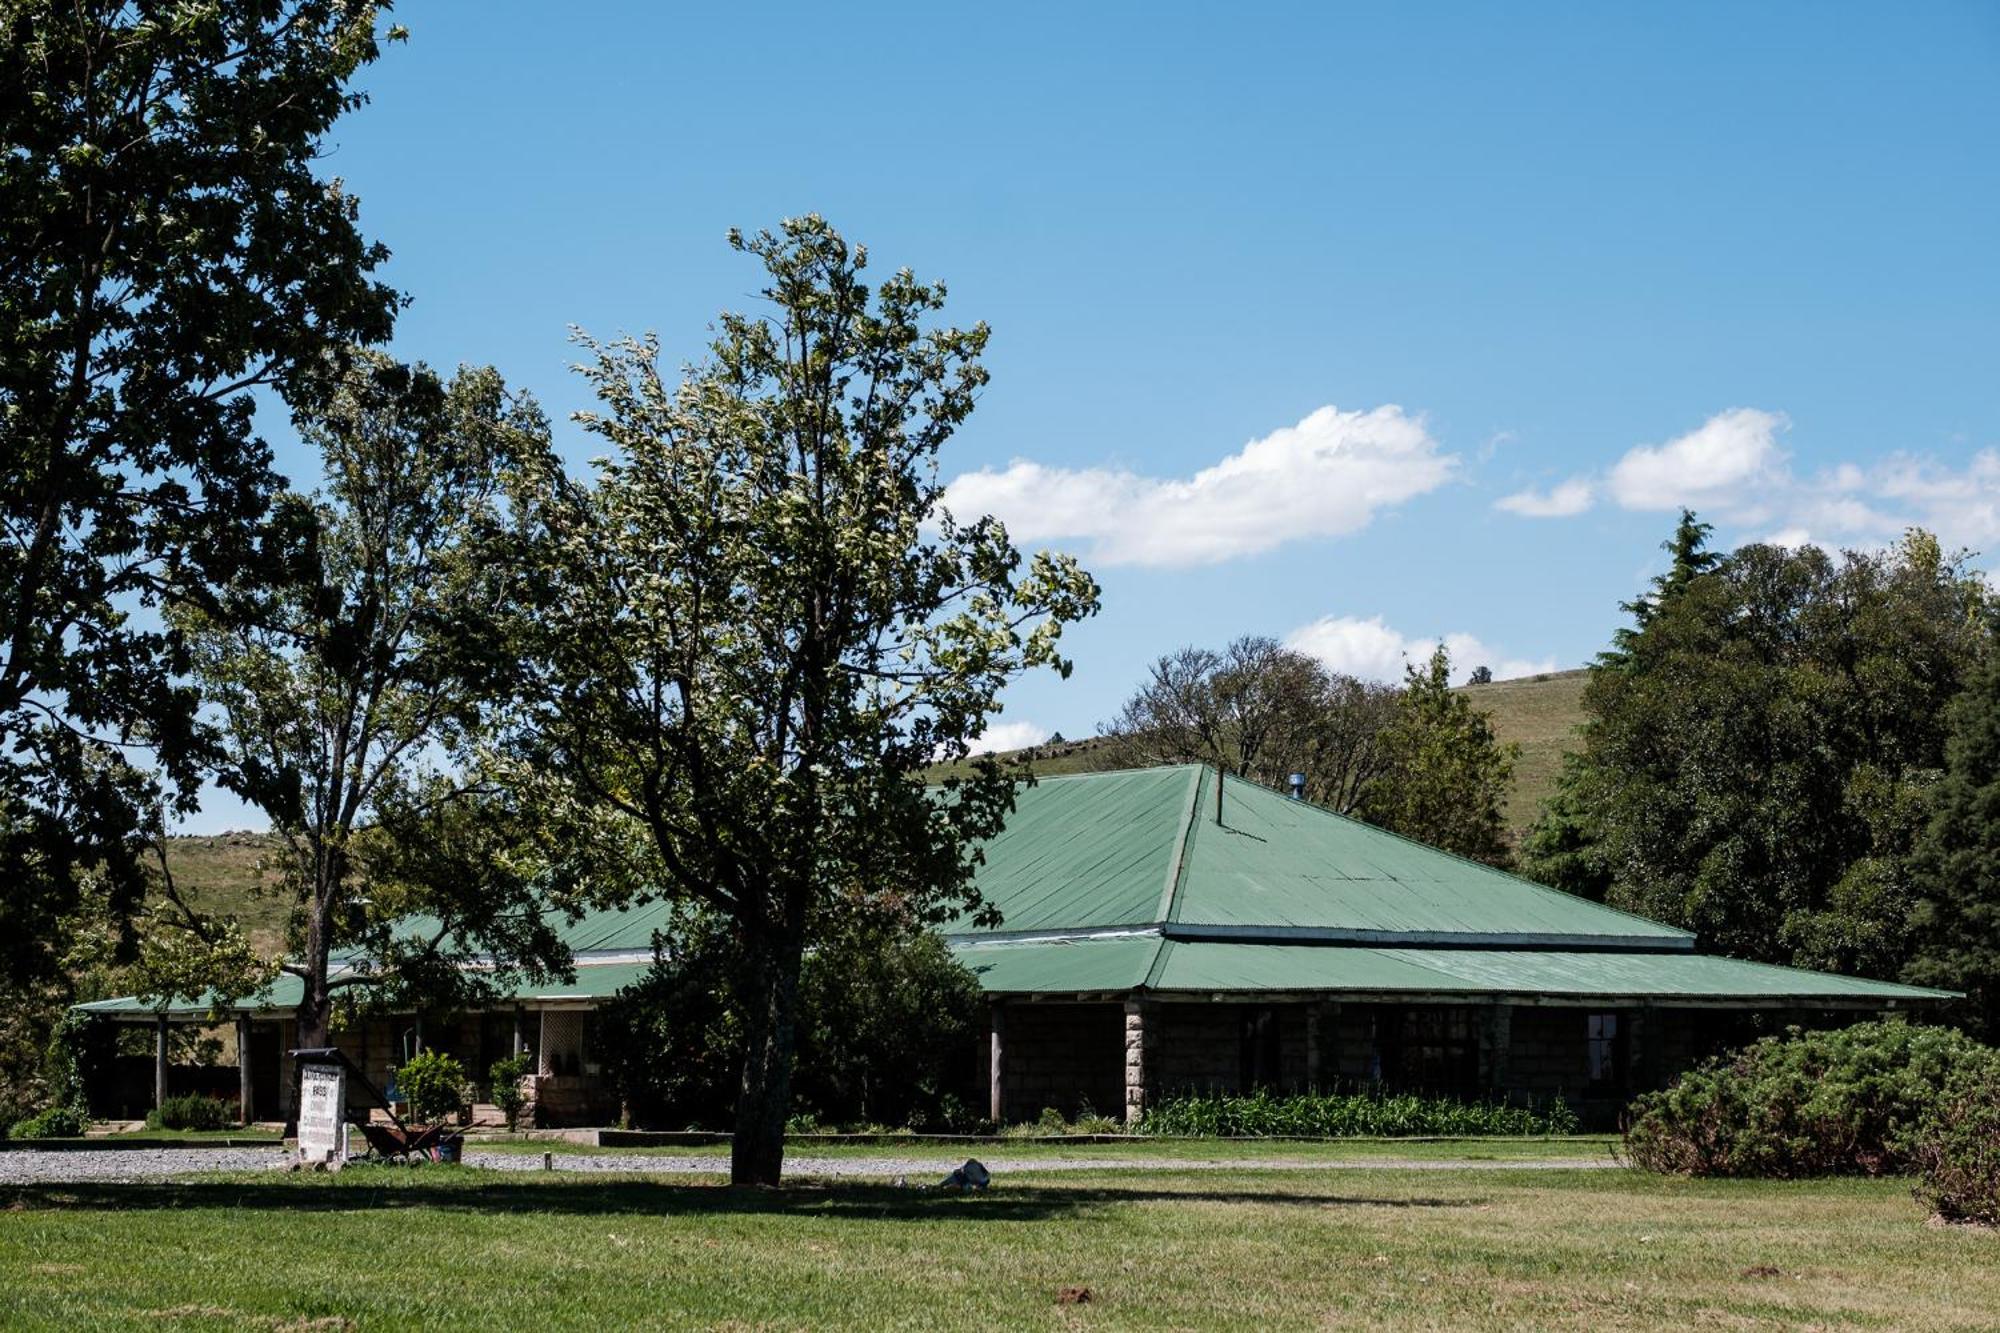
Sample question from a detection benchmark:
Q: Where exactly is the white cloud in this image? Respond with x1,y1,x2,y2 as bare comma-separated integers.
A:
1284,614,1557,685
942,405,1455,567
1606,407,1791,511
966,719,1051,755
1486,409,2000,565
1495,477,1595,518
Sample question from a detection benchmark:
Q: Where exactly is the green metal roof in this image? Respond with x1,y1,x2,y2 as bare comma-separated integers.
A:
81,764,1949,1015
74,960,655,1019
951,765,1693,949
950,936,1951,1004
943,766,1196,933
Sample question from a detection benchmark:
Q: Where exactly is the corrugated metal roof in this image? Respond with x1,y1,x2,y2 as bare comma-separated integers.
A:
950,765,1693,948
956,936,1949,1003
943,766,1198,933
81,765,1948,1015
952,935,1164,995
1170,770,1691,946
74,960,652,1018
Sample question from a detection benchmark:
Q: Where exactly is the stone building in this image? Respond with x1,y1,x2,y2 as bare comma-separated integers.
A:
949,766,1948,1127
81,764,1947,1128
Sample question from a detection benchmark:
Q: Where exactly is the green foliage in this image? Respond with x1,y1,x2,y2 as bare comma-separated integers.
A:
1098,636,1397,815
172,351,568,1043
9,1102,87,1139
0,0,401,994
599,914,984,1133
1138,1088,1578,1138
398,1050,469,1127
1524,522,1989,974
1910,1061,2000,1224
488,1053,534,1132
1357,645,1519,867
486,216,1098,1183
145,1094,232,1132
1623,1021,1998,1177
1905,645,2000,1040
1517,757,1612,900
794,926,983,1131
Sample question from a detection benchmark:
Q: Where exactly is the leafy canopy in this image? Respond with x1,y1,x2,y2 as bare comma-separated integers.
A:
1357,645,1518,868
1099,635,1396,814
489,216,1098,1183
173,353,569,1034
1523,520,1990,975
1906,639,2000,1040
0,0,402,988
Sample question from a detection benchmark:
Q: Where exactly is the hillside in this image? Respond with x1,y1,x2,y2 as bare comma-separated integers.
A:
156,832,291,955
1460,668,1590,838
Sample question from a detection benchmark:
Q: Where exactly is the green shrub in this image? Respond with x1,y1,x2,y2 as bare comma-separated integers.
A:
599,914,982,1132
144,1093,233,1131
398,1050,470,1127
1624,1021,2000,1178
1911,1062,2000,1224
488,1053,534,1132
9,1103,87,1139
1137,1087,1578,1138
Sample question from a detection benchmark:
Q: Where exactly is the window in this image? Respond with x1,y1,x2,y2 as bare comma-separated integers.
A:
1394,1007,1476,1095
1587,1013,1620,1087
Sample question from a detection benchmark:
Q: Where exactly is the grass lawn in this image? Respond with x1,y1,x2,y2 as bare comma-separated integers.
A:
469,1133,1624,1163
3,1162,1993,1330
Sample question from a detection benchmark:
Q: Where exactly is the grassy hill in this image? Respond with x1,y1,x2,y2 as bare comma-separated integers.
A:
156,832,291,955
1460,668,1590,838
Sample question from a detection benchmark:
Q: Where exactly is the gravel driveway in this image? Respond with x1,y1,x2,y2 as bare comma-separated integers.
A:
0,1147,1620,1184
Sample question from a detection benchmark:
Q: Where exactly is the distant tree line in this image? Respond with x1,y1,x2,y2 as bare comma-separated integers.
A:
1097,635,1519,867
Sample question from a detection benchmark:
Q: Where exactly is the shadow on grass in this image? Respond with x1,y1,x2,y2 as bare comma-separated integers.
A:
0,1177,1484,1221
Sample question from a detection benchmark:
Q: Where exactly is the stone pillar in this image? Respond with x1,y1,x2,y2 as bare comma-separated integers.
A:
154,1014,170,1112
512,1008,525,1057
1123,1000,1151,1125
1482,1004,1513,1098
987,1003,1007,1125
237,1015,254,1125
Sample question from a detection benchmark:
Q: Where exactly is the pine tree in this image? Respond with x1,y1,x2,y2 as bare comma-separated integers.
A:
1906,644,2000,1040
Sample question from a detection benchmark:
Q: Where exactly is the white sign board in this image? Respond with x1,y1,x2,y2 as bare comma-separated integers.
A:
298,1064,347,1163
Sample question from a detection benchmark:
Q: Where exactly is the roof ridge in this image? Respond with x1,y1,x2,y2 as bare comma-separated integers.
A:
1152,764,1205,925
1212,769,1697,941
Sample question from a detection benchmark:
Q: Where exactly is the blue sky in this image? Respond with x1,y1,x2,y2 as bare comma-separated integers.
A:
194,1,2000,829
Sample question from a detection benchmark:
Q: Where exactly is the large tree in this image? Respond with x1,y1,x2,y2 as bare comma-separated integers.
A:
1906,641,2000,1041
1357,645,1517,867
1100,635,1395,813
1522,521,1989,973
0,0,402,989
491,217,1098,1185
173,353,568,1065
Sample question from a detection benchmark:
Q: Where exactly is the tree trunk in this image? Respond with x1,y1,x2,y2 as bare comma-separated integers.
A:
285,901,336,1132
730,928,805,1186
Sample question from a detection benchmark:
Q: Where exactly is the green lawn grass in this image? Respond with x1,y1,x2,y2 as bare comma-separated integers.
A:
3,1163,1992,1330
467,1133,1623,1163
